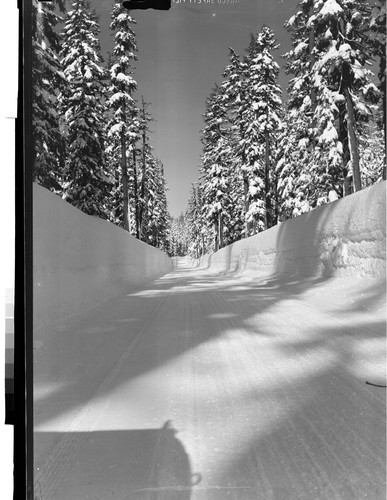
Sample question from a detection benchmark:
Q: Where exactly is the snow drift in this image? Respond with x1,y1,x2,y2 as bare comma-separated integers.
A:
196,182,386,279
33,183,173,334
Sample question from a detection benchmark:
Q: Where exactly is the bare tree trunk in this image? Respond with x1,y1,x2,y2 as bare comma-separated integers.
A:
138,96,147,239
132,149,139,239
380,54,386,180
218,212,223,249
264,130,272,230
121,130,130,232
214,220,219,252
339,112,351,196
252,218,257,235
309,27,317,120
344,86,362,192
273,169,279,225
244,175,250,238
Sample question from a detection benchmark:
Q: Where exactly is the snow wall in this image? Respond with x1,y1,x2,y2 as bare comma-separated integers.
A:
195,182,386,280
33,183,173,333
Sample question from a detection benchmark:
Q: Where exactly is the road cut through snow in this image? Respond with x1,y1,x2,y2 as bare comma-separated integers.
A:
34,258,386,500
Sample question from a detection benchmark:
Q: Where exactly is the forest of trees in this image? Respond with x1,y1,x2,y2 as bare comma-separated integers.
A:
183,0,386,259
32,1,385,259
32,0,170,251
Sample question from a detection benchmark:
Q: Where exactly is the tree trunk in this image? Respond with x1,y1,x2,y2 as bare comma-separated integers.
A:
214,220,219,252
380,54,386,180
380,53,386,148
132,148,139,239
138,96,147,239
343,86,362,192
339,112,351,196
121,131,130,232
243,175,250,238
273,170,279,225
309,25,317,119
218,212,223,249
252,218,257,235
264,130,272,230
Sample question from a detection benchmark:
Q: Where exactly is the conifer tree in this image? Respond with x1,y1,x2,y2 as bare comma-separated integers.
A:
168,216,189,257
284,0,380,198
368,0,386,178
276,112,313,219
186,184,207,258
220,48,247,241
59,0,113,217
32,0,66,191
141,157,169,249
282,1,344,205
137,97,154,239
199,83,241,251
106,2,138,231
249,27,283,229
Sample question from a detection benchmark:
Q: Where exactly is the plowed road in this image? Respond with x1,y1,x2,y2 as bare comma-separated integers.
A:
34,259,386,500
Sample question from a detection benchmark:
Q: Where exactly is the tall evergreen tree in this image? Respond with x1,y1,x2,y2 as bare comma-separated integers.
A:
249,26,283,229
106,2,138,231
168,215,189,257
282,0,344,205
276,112,314,219
220,48,248,241
32,0,67,191
186,184,207,258
284,0,380,199
368,0,386,178
232,30,283,234
59,0,113,217
140,157,169,249
137,96,154,238
200,85,234,251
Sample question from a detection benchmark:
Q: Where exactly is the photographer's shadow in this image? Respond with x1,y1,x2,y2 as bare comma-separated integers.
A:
34,420,201,500
123,420,201,500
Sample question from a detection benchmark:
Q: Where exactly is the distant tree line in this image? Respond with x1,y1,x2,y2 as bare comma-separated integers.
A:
184,0,386,259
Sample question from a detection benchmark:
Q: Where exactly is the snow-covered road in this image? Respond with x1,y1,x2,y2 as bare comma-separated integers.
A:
34,258,386,500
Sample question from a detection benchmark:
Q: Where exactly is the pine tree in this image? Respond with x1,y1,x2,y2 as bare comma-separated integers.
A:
230,30,284,235
106,2,138,231
168,216,188,257
283,0,344,205
200,85,234,251
186,184,207,258
137,97,154,239
220,48,247,242
249,27,283,229
285,0,380,198
141,157,169,249
316,0,380,192
59,0,113,217
368,0,386,178
32,0,67,191
276,111,314,219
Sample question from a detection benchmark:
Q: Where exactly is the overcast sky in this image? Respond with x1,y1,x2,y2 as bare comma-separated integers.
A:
97,0,300,216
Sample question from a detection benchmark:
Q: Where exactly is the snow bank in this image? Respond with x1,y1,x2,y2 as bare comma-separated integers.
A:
195,182,386,279
33,183,173,333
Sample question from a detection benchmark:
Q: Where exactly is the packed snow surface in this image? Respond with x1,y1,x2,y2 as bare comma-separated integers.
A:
34,257,386,499
34,183,385,499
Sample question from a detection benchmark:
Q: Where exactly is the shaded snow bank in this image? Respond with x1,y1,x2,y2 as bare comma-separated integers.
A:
33,183,173,334
195,182,386,279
